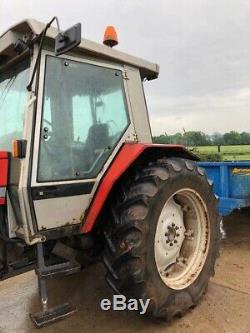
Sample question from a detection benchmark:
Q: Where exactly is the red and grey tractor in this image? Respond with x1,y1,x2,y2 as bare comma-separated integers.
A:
0,17,220,327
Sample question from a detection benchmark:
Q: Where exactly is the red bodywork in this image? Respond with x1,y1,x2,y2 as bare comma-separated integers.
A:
81,142,197,233
0,152,9,205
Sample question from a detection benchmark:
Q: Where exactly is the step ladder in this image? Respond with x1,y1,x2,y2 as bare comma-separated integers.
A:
30,242,81,328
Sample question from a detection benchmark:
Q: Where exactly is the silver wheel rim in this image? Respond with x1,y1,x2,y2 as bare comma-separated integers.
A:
154,188,210,290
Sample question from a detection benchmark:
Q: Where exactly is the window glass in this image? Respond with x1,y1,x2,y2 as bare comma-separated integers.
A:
38,56,130,182
0,61,30,150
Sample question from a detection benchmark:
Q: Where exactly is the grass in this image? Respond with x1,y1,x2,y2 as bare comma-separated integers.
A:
188,145,250,161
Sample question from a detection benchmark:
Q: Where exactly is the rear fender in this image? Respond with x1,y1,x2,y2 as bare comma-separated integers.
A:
80,143,198,233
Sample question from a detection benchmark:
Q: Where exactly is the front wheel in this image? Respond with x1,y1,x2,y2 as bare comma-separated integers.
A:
103,157,220,320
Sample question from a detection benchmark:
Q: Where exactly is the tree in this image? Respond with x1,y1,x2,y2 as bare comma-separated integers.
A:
212,132,224,145
223,131,241,145
183,131,210,146
153,130,250,146
152,134,169,144
240,132,250,145
171,132,184,144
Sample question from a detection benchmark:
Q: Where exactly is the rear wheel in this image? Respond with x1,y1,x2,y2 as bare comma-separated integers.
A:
103,157,220,320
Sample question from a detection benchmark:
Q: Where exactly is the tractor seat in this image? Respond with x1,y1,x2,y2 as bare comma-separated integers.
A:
85,123,110,151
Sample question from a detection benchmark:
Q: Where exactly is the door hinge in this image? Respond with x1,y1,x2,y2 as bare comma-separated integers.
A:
123,71,129,80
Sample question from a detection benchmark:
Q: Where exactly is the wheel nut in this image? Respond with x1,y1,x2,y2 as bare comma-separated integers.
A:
170,243,173,246
174,240,177,243
176,233,180,237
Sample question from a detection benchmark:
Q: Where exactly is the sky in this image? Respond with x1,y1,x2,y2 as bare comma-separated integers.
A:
1,0,250,135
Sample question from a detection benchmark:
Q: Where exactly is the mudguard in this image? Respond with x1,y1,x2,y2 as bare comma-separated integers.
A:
81,143,198,233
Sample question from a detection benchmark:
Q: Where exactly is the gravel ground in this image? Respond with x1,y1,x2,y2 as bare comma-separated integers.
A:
0,210,249,333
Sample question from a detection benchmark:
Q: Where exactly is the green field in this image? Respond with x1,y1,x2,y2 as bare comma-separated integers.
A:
189,145,250,161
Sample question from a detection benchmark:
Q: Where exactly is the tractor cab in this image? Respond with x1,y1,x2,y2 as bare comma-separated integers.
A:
0,19,158,245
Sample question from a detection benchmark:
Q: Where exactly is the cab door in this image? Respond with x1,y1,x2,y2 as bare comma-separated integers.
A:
29,52,134,232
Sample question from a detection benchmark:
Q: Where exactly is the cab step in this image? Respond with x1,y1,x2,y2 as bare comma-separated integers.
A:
30,303,77,328
37,261,80,279
30,242,80,328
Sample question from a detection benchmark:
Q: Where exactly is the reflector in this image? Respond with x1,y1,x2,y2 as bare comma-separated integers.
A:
12,140,27,158
12,140,19,158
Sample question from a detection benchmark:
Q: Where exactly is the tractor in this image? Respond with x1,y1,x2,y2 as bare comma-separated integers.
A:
0,17,220,328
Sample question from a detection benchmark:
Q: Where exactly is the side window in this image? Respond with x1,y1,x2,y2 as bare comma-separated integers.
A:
0,61,30,151
38,56,130,182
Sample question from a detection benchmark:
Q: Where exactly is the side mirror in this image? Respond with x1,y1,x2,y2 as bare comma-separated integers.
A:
55,23,81,56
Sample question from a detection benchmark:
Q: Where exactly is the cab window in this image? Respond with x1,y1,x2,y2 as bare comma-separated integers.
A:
38,56,130,182
0,60,30,151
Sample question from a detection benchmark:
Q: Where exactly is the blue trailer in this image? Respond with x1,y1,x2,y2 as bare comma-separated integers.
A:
198,161,250,216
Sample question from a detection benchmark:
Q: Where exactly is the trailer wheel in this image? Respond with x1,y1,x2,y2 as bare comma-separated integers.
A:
103,157,220,320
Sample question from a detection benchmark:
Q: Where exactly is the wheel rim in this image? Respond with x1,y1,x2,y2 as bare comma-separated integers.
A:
154,189,210,290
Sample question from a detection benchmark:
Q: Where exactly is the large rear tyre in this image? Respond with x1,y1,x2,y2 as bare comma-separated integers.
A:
103,157,220,320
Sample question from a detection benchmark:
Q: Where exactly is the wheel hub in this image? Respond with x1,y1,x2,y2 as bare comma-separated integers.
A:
154,189,210,290
166,225,179,242
154,199,185,276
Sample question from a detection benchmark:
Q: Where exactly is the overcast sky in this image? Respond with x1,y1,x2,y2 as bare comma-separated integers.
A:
1,0,250,135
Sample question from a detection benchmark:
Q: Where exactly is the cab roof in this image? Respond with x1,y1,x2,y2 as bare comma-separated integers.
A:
0,19,159,80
